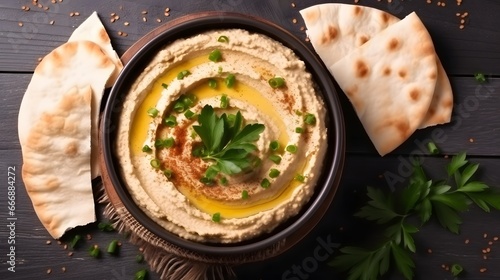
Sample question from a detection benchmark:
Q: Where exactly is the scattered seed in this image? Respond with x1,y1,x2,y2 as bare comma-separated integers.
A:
484,233,488,239
489,241,493,245
18,22,24,27
465,238,470,244
61,267,66,273
469,138,474,143
47,268,52,274
86,234,92,240
110,12,116,17
58,241,62,245
69,12,74,17
165,7,170,13
459,24,465,29
122,32,128,37
44,6,49,10
37,3,42,8
494,236,499,241
68,252,73,257
484,255,488,260
292,18,298,24
114,15,120,20
480,268,487,273
110,18,116,23
486,247,491,253
74,12,80,16
164,12,170,17
139,247,144,252
141,10,148,15
124,21,130,26
156,18,162,23
49,20,54,25
51,0,56,3
117,31,123,36
63,244,68,250
46,240,52,245
291,2,296,8
142,17,147,22
427,248,433,254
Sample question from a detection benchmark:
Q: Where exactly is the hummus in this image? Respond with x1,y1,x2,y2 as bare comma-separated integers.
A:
116,29,328,243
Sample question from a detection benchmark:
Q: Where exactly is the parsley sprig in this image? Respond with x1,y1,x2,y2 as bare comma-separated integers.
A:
330,152,500,280
192,105,265,183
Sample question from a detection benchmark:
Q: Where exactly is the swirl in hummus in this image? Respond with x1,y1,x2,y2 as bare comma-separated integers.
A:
116,29,327,243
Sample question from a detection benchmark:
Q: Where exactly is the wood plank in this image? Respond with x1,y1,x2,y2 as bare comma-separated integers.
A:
4,73,500,156
0,0,499,75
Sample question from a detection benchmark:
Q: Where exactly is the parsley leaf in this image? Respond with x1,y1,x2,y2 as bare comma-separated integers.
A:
193,105,264,181
330,153,500,280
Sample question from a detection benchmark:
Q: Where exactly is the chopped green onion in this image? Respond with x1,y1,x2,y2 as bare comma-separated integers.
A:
269,154,282,164
227,114,236,125
155,138,175,148
225,74,235,88
177,70,191,80
219,176,228,186
286,145,298,154
295,110,303,116
218,66,223,74
89,245,100,258
161,83,168,89
295,127,304,133
269,140,280,151
451,263,464,277
212,212,221,222
268,76,285,88
269,168,280,178
107,240,119,255
427,141,439,154
134,269,148,280
164,115,177,127
304,113,316,125
163,169,173,179
142,145,152,153
208,78,217,89
150,158,161,169
474,72,487,84
69,234,82,249
208,49,222,62
220,94,229,108
242,190,249,199
135,254,144,264
261,178,271,188
97,221,115,232
295,174,306,183
200,177,215,186
184,109,196,119
217,35,229,43
147,107,159,117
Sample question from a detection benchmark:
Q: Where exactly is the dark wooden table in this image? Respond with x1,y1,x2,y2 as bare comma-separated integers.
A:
1,0,500,279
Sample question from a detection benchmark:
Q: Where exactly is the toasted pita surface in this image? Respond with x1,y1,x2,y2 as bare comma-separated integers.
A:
20,86,95,239
69,11,123,87
300,3,453,128
18,41,114,238
329,12,438,155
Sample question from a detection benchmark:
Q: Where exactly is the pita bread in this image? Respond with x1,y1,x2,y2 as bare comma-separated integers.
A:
18,41,114,238
69,11,123,87
20,86,95,239
300,3,453,128
328,12,438,155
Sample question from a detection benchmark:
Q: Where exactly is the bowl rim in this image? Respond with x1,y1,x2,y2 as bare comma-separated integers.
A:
101,11,345,257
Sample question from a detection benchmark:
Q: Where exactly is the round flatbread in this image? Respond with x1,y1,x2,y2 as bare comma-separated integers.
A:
300,3,453,130
328,12,438,155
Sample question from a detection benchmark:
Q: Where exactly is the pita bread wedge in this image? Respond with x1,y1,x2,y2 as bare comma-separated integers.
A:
300,3,453,128
20,85,95,239
18,41,114,238
329,12,438,155
69,11,123,87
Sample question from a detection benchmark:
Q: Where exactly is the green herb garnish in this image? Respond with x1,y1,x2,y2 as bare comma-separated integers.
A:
212,212,221,222
134,269,148,280
147,107,159,117
474,72,487,83
150,158,161,169
261,178,271,188
330,152,500,280
225,74,236,88
269,168,280,178
220,94,229,108
294,174,305,183
304,113,316,125
142,145,152,153
192,105,265,180
217,35,229,43
209,49,222,62
286,145,298,154
269,140,280,151
89,245,100,258
295,127,304,133
155,137,175,148
184,109,196,119
135,254,144,263
163,169,173,179
69,234,82,249
106,240,119,255
242,190,249,199
97,221,115,232
164,115,177,127
208,78,217,89
177,70,191,80
268,76,285,88
427,141,439,154
269,154,282,164
451,263,464,277
161,83,168,89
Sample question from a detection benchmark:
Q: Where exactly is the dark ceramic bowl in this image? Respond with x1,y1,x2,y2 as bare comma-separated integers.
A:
101,11,345,258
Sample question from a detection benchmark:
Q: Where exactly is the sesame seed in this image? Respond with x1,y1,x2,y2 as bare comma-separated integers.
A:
114,15,120,20
460,19,465,24
124,21,130,26
300,26,305,31
68,252,73,257
47,268,52,274
489,241,493,245
165,7,170,12
110,12,116,17
86,234,92,240
51,0,56,3
156,18,162,23
117,31,123,36
57,241,62,245
291,2,296,8
110,18,116,23
62,267,66,273
456,12,461,16
18,22,23,27
63,244,68,250
122,32,128,37
46,240,52,245
494,236,499,241
484,255,488,260
427,248,433,254
486,247,491,253
141,10,148,15
480,268,487,273
484,233,488,238
50,20,54,25
142,17,147,22
465,238,470,244
37,3,42,8
44,6,49,10
459,24,465,29
74,12,80,16
292,18,298,24
69,12,74,17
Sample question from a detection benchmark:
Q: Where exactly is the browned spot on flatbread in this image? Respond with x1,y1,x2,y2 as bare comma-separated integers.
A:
383,67,391,76
396,120,410,138
65,141,79,156
345,85,358,97
398,69,407,79
387,38,400,51
381,12,391,24
429,71,437,80
99,28,111,44
320,25,338,45
409,88,420,101
355,60,369,78
304,9,319,24
354,6,363,16
358,35,369,46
